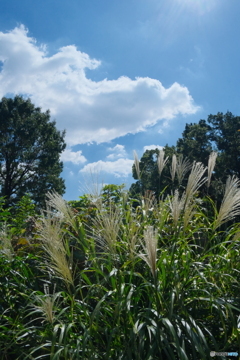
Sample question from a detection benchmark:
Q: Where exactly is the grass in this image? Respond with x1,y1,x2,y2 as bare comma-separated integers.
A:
0,154,240,359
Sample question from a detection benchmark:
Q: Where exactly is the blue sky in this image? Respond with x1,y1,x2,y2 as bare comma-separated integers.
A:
0,0,240,201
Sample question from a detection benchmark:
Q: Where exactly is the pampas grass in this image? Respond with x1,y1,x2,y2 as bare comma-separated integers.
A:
0,223,14,260
90,201,122,255
185,161,207,206
141,190,156,218
29,284,60,324
176,154,191,186
79,168,105,206
36,206,74,288
168,190,185,227
45,190,78,233
207,152,218,188
138,226,158,277
214,175,240,229
133,150,141,180
157,149,169,177
170,154,177,182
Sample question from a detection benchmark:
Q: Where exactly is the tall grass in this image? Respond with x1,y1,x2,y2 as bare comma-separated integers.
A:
1,155,240,359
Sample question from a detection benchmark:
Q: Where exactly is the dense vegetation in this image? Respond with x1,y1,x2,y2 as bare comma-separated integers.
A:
0,95,66,211
0,155,240,359
0,100,240,358
130,111,240,205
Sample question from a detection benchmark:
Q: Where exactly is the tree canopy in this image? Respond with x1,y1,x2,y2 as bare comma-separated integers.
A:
0,96,66,211
129,111,240,202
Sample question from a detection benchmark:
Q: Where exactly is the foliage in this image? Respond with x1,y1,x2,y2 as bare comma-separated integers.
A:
0,95,66,211
130,112,240,205
101,183,126,206
129,146,187,201
9,193,37,236
0,196,12,226
0,161,240,359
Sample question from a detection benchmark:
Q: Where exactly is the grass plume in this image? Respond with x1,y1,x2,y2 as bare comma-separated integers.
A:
0,223,14,260
207,151,218,188
157,149,169,177
170,154,177,182
138,226,158,277
184,161,207,207
214,175,240,229
133,150,141,180
168,190,185,227
90,202,122,255
36,207,74,288
176,154,191,185
29,284,60,324
45,190,79,233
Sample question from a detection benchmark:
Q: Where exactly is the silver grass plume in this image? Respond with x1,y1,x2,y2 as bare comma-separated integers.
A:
207,152,218,188
138,226,158,278
183,161,207,229
37,206,74,287
168,190,185,227
91,203,122,255
214,176,240,230
79,169,103,208
157,149,169,177
133,150,141,180
30,284,61,324
170,154,177,182
0,223,14,260
185,161,207,207
45,190,79,233
141,190,156,218
176,154,191,185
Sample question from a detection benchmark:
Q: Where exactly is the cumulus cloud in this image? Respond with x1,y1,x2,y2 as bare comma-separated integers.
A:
0,25,199,146
79,158,133,177
106,144,127,160
143,145,164,152
60,148,87,164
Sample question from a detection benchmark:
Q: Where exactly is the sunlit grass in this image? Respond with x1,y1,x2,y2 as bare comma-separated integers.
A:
1,155,240,359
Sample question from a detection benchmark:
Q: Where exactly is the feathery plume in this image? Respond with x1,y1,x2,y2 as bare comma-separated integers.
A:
207,152,218,188
36,210,74,287
138,226,158,277
0,223,14,260
176,154,191,185
185,161,207,207
79,168,104,206
170,154,177,182
45,190,78,232
30,284,60,324
214,176,240,229
142,190,156,217
91,204,122,255
133,150,141,180
157,149,169,177
168,190,185,226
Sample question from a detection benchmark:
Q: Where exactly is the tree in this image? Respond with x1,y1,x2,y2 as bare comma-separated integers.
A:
101,184,126,206
208,111,240,179
0,96,66,211
129,111,240,203
129,145,176,201
176,119,213,166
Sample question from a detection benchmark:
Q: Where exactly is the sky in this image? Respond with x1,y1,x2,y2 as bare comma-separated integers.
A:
0,0,240,201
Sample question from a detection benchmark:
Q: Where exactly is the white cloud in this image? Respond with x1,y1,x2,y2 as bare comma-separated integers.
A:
106,144,127,160
60,148,87,164
79,158,133,177
143,145,164,152
0,25,199,146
